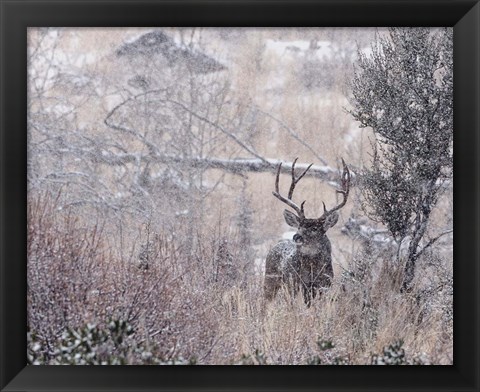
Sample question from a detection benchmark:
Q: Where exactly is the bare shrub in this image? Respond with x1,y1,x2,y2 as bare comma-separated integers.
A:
27,190,220,363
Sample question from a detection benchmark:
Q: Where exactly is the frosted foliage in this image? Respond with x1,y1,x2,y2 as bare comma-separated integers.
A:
350,27,452,290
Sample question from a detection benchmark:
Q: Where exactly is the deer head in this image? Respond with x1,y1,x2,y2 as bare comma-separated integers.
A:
273,158,350,253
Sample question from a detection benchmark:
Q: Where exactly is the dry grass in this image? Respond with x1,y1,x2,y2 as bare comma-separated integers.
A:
27,190,452,365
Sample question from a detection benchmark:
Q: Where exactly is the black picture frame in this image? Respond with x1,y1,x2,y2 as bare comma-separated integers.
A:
1,0,478,391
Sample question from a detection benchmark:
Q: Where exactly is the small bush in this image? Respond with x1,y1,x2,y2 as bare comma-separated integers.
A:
28,319,195,365
371,340,427,365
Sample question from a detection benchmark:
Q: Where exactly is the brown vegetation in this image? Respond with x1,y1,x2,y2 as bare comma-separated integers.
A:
28,190,452,364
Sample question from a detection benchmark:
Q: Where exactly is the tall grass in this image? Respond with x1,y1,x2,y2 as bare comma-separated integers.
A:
27,190,452,365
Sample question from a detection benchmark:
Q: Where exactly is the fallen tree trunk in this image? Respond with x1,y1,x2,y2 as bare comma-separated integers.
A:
91,151,356,185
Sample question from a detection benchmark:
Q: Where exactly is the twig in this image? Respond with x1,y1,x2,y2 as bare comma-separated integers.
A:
257,108,328,165
415,229,453,260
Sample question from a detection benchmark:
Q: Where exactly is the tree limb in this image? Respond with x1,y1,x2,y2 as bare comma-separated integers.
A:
92,151,348,183
415,229,453,260
256,108,329,165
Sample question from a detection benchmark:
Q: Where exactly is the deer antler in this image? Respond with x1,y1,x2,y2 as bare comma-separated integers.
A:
272,158,313,219
322,158,350,216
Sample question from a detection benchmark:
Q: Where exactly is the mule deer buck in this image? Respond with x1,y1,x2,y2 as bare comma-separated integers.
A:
264,158,351,306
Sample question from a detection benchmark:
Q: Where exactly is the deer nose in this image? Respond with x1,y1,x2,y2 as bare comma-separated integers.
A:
293,233,303,244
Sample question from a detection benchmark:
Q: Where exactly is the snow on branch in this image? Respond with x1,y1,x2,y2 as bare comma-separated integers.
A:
92,150,353,184
341,216,395,250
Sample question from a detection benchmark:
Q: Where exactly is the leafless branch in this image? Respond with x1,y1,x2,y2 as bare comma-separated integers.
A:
257,108,328,165
416,229,453,260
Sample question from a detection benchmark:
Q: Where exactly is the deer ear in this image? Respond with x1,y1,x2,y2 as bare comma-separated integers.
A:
283,210,300,228
323,212,339,230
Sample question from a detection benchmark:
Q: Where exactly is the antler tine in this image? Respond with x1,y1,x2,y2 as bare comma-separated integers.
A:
300,200,306,215
288,158,313,199
339,158,350,191
274,162,282,195
325,158,351,215
287,158,299,199
272,159,309,218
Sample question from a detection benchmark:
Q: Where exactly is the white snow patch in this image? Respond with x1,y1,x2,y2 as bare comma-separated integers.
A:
254,258,266,275
282,231,296,240
344,126,361,144
175,209,189,217
360,46,373,58
265,39,333,60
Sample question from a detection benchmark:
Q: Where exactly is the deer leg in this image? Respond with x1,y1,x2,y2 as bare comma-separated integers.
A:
302,285,312,307
311,286,318,301
264,274,282,301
